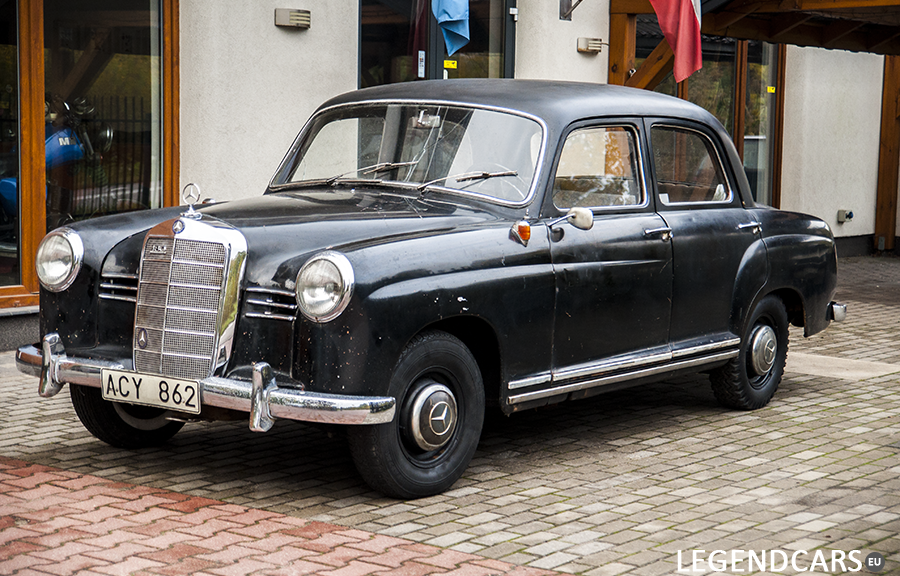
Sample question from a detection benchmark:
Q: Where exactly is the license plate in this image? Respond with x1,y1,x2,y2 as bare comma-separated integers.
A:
100,369,201,415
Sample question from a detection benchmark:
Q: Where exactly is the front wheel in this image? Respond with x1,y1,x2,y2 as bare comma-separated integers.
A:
348,331,485,499
70,384,184,448
710,295,789,410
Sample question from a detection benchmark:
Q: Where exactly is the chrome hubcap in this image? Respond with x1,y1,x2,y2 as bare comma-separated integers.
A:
408,381,458,451
749,325,777,377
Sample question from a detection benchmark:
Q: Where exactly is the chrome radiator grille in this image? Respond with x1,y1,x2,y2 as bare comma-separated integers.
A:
134,235,228,380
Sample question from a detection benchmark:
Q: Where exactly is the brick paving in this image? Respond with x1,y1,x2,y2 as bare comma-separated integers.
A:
2,255,899,575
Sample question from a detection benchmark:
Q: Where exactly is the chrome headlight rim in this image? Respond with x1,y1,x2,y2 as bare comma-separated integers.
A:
296,251,355,323
36,227,84,293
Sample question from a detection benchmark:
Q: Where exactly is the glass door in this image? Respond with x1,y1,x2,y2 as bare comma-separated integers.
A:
43,0,163,231
0,0,20,287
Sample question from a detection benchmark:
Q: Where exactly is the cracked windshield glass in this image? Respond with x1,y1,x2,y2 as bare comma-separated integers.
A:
274,104,543,204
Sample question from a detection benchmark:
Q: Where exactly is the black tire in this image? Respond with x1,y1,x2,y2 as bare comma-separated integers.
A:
348,330,485,499
710,295,789,410
70,384,184,448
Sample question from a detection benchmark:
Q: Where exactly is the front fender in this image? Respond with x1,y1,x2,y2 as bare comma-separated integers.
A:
294,226,555,398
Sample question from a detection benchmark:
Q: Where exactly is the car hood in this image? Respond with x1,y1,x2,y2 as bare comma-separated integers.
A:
92,188,504,288
201,189,504,286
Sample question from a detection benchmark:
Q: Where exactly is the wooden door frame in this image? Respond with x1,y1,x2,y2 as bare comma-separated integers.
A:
5,0,178,309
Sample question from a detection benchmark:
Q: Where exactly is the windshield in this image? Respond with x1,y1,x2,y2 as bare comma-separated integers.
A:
270,103,544,205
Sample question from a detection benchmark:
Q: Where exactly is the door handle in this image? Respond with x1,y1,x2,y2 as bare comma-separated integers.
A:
738,221,761,235
643,227,673,241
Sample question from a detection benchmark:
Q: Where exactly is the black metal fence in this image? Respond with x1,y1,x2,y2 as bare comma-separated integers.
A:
47,95,157,225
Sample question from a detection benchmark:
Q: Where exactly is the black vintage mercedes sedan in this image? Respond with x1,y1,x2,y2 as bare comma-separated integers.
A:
18,80,845,498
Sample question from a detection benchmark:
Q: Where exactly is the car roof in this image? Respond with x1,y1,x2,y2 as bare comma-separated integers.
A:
319,79,721,131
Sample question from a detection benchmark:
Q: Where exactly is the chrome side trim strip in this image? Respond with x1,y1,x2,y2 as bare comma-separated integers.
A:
509,350,738,405
508,372,552,391
554,349,671,383
671,337,740,359
20,334,395,427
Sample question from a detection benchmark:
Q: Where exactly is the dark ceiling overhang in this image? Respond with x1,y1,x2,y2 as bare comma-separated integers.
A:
611,0,900,55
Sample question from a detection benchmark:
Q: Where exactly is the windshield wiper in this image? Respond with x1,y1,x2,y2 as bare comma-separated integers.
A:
416,170,518,192
326,161,419,185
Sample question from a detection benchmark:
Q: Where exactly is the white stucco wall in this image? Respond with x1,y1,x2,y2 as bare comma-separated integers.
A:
780,46,884,238
180,2,358,202
514,0,609,83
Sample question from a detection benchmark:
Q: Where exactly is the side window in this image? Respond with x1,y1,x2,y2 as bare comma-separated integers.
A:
651,126,731,205
553,126,642,209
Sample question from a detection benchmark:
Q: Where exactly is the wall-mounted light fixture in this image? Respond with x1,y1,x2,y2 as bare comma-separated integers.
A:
577,37,604,54
275,9,311,29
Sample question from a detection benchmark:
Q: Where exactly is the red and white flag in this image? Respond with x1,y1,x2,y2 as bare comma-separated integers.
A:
648,0,702,82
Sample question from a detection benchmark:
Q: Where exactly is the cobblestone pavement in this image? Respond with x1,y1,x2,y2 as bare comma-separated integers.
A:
2,256,899,575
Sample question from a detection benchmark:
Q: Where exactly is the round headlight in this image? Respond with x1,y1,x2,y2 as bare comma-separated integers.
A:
296,251,354,322
36,228,84,292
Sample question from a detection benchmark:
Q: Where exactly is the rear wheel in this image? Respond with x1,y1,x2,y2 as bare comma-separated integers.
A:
710,295,789,410
348,331,484,499
70,384,184,448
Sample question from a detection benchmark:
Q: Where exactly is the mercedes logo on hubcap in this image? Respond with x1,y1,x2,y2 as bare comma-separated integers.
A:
429,402,452,436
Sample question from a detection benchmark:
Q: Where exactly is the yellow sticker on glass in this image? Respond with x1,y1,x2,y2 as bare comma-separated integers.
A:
444,60,458,69
767,86,776,93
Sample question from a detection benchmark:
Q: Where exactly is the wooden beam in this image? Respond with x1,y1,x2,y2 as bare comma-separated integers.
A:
821,19,864,47
163,0,180,208
19,0,45,294
625,39,674,91
869,28,900,51
731,0,900,11
608,14,636,85
875,55,900,251
609,0,654,14
768,13,812,39
709,5,760,33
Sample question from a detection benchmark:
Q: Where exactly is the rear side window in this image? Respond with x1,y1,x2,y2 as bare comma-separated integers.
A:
553,126,643,209
651,126,731,205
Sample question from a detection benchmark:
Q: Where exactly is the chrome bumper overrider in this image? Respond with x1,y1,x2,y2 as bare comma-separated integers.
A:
17,333,395,431
828,301,847,323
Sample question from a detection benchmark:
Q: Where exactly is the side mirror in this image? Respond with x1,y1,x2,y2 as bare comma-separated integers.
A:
567,207,594,230
549,207,594,231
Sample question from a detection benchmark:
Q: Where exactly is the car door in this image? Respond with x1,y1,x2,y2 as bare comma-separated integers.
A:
548,122,674,384
647,121,766,353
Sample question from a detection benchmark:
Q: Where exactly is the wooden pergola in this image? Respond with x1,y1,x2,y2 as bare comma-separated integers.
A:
607,0,900,251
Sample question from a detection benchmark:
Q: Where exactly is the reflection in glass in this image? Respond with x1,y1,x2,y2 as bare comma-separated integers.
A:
744,41,778,205
44,0,162,232
440,0,507,79
687,35,736,136
360,0,509,87
0,1,20,286
553,127,642,208
360,0,424,87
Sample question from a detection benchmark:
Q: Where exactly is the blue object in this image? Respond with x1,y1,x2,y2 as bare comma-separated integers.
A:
432,0,469,56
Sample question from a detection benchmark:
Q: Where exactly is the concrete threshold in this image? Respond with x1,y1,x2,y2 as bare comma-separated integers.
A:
787,352,900,380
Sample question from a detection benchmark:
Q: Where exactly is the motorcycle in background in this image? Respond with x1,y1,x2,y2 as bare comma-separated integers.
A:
0,95,113,235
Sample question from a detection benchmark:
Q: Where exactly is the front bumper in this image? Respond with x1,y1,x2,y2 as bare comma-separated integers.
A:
17,333,396,431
